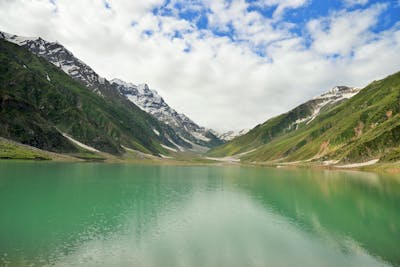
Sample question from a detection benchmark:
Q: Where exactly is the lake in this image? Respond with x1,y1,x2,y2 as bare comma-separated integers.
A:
0,161,399,267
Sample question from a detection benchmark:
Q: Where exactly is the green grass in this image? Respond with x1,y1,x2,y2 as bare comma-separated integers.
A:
0,139,51,160
380,147,400,162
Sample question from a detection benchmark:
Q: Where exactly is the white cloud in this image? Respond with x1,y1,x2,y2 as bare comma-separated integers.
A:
259,0,309,18
0,0,399,132
206,0,291,50
342,0,369,7
307,3,387,56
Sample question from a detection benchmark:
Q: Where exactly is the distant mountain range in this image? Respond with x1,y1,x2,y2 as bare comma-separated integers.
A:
0,31,224,152
208,72,400,164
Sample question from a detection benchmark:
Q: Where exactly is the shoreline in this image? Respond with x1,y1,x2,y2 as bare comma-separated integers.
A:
1,153,400,174
1,137,399,173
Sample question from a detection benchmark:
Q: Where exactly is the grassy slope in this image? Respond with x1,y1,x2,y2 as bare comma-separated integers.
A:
206,91,344,157
0,39,170,156
0,137,51,160
210,71,400,163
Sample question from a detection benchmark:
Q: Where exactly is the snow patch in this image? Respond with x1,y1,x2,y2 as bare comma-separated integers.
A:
306,104,325,125
235,149,257,157
159,154,174,159
61,133,100,152
178,135,208,153
98,76,105,84
204,156,240,163
152,128,160,136
166,136,184,152
161,144,177,152
61,63,76,74
191,131,210,142
122,145,158,159
205,149,257,163
322,160,340,166
336,159,379,168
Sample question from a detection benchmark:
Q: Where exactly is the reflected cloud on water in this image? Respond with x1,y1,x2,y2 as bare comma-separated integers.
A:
48,191,389,267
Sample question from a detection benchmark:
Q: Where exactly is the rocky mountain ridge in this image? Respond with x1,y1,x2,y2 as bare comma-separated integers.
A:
288,86,361,130
110,79,223,148
1,31,224,150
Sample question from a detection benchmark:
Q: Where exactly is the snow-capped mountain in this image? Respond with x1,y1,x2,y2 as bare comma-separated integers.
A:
0,31,106,95
317,86,360,100
289,86,361,130
110,79,224,148
218,129,250,141
1,31,224,150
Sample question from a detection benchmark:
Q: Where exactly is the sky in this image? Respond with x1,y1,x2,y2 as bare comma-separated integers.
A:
0,0,399,132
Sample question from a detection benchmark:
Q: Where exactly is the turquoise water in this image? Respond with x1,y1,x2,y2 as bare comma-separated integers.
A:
0,161,399,266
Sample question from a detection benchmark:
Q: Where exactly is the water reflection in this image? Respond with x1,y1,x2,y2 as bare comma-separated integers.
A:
228,167,400,266
49,191,388,267
0,162,399,266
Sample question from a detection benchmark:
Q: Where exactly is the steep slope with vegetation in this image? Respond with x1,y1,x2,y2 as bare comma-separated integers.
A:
1,31,220,151
208,86,360,157
0,39,179,155
209,71,400,164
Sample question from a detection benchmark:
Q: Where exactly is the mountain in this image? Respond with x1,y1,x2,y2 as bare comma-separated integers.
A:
0,31,224,151
0,32,105,95
209,71,400,164
0,37,190,156
217,129,249,141
208,85,361,157
110,79,223,149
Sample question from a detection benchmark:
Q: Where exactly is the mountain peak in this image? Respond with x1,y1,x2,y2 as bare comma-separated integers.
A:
137,83,151,94
316,86,361,100
110,78,136,88
138,83,149,90
1,31,108,95
111,78,223,148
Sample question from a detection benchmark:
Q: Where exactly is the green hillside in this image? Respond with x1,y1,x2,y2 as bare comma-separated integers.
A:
209,71,400,163
0,39,174,155
207,112,312,157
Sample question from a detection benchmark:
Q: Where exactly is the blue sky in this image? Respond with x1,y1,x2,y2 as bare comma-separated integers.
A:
0,0,399,131
155,0,399,32
150,0,400,55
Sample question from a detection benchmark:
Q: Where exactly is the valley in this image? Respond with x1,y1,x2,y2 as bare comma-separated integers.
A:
1,31,400,172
